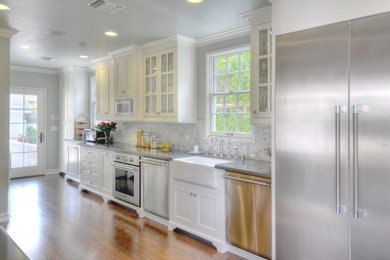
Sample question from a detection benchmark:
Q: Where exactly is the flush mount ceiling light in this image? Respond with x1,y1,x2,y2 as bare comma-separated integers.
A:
187,0,203,3
20,45,31,50
41,56,55,62
79,55,89,59
0,4,11,10
105,31,118,37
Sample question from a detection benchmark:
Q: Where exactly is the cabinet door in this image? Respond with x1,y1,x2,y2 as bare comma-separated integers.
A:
195,190,219,233
145,56,158,115
172,183,195,226
66,144,79,178
96,62,114,118
251,23,272,123
101,151,113,195
115,55,135,98
160,51,175,115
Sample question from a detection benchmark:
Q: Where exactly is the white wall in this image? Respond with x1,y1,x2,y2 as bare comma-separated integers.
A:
272,0,390,35
0,34,11,221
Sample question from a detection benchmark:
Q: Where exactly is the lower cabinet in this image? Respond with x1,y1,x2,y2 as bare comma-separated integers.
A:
170,179,226,252
66,142,80,181
101,151,113,196
80,147,101,191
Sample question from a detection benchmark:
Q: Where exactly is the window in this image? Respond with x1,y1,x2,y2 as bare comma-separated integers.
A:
207,46,251,137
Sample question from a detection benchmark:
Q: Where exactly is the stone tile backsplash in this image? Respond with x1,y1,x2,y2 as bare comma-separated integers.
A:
115,121,271,161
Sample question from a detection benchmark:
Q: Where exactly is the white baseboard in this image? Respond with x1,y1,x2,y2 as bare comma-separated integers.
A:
0,212,9,223
45,169,60,175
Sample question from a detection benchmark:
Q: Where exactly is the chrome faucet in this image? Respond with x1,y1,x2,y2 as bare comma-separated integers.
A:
213,136,224,158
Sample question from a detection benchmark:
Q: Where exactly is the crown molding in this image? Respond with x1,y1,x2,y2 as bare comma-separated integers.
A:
0,27,18,38
196,26,250,47
60,66,88,73
92,55,112,64
108,45,141,57
240,5,272,25
10,65,60,75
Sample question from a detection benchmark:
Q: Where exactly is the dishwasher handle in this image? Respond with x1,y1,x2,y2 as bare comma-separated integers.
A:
140,159,169,167
224,174,271,187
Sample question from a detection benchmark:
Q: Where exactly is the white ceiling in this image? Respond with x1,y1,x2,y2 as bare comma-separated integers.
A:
0,0,269,70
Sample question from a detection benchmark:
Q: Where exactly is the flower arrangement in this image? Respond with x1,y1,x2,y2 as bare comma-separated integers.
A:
96,122,117,145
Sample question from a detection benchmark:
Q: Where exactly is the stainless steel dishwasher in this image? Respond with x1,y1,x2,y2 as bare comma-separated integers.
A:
140,157,170,219
224,171,271,259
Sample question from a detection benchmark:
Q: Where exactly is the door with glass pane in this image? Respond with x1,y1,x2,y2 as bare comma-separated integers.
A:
145,55,158,114
251,22,272,124
9,88,44,178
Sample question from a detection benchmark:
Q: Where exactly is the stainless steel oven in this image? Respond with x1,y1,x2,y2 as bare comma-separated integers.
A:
112,153,140,207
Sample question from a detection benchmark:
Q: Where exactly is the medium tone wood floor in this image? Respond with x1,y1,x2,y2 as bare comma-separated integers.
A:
1,175,243,260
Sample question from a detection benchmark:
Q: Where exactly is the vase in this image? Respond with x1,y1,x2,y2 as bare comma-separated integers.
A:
104,132,110,147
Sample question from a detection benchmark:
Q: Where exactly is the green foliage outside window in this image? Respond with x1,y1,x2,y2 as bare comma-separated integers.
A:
212,50,251,134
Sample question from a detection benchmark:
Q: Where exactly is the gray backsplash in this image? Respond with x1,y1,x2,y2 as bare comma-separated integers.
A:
114,121,271,161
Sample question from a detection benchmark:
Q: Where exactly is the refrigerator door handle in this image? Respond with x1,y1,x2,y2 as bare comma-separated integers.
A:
353,105,360,219
335,105,341,215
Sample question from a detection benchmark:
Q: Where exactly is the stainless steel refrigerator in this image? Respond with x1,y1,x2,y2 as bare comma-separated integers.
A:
275,12,390,260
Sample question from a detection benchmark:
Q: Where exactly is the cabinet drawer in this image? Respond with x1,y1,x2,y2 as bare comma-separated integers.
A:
81,148,100,160
81,160,99,171
81,170,100,186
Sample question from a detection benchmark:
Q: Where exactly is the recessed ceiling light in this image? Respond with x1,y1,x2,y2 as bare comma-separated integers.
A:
20,45,31,50
79,55,89,59
0,4,10,10
187,0,203,3
41,57,55,62
105,31,118,37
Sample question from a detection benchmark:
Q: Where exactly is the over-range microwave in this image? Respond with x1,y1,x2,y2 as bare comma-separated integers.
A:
115,99,134,117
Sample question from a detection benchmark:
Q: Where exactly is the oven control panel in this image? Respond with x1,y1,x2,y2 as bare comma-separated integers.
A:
113,153,140,166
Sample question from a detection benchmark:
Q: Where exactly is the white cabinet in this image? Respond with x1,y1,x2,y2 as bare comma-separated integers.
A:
169,166,226,252
96,61,115,120
114,52,141,99
59,68,88,172
65,142,80,181
172,182,222,235
80,147,101,191
101,151,113,196
142,35,197,122
144,50,175,117
251,22,272,124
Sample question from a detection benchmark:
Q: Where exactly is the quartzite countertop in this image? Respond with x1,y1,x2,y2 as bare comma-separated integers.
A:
215,159,271,179
65,139,192,160
65,139,272,177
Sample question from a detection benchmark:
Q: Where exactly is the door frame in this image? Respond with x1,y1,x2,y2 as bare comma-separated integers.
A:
10,86,46,178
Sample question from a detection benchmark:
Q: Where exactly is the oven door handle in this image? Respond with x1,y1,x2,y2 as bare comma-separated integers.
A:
111,162,139,172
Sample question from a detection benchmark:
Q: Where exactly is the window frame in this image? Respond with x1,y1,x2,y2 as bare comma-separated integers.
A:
205,45,254,140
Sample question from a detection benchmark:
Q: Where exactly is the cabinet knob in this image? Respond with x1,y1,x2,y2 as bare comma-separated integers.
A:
253,110,257,114
121,91,126,94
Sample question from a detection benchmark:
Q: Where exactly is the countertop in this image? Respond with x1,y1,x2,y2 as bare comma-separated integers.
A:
65,139,272,178
215,159,271,179
65,139,192,160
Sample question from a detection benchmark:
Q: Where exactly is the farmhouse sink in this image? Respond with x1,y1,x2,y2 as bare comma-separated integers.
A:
172,156,231,189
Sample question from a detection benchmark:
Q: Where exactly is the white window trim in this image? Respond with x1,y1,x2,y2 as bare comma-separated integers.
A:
205,44,255,140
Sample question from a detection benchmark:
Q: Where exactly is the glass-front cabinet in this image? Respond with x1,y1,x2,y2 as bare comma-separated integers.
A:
251,22,272,124
144,50,176,118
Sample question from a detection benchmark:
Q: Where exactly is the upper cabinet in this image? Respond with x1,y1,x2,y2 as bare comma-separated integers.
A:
94,35,196,123
94,48,143,121
144,50,175,117
242,5,272,124
142,36,197,123
251,22,272,124
113,49,142,99
96,60,114,120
